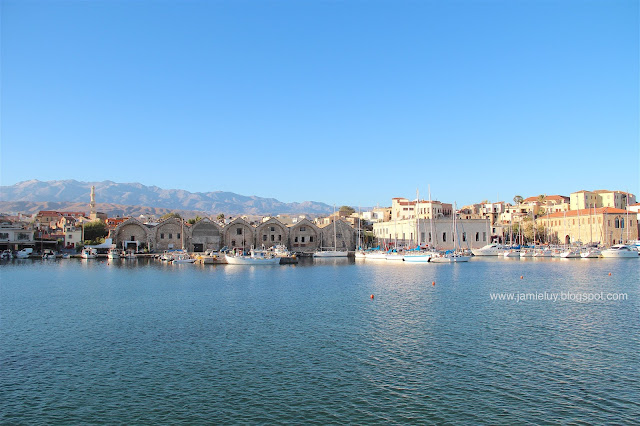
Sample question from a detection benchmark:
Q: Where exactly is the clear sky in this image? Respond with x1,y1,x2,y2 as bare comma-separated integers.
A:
1,0,638,207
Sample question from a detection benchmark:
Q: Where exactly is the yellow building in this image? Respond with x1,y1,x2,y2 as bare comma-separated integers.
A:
537,207,637,246
570,190,636,211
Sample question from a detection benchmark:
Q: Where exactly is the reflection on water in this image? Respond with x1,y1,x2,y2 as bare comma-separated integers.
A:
1,257,638,423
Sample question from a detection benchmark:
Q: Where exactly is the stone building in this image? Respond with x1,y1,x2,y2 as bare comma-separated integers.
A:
537,207,638,246
113,218,152,251
289,219,321,252
190,218,223,252
255,218,289,248
224,218,255,253
154,218,187,251
318,219,356,251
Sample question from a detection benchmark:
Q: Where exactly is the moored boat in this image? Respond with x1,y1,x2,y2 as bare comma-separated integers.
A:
225,248,280,265
601,244,638,258
472,244,506,256
80,248,97,259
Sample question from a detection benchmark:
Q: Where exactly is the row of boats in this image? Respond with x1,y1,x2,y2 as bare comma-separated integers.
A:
471,243,640,258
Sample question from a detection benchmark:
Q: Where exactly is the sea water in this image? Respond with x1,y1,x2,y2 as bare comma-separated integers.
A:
1,258,639,424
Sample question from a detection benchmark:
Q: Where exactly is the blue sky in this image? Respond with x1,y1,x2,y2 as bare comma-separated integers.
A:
1,0,638,207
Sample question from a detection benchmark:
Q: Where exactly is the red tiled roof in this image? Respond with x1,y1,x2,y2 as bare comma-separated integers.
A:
541,207,630,219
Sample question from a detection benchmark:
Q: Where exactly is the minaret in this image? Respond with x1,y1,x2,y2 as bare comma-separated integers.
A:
90,186,96,218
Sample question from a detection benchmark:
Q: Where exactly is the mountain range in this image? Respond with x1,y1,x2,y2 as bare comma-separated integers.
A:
0,180,334,217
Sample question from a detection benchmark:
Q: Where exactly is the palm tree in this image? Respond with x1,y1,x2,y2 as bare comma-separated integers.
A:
216,213,225,222
513,195,524,205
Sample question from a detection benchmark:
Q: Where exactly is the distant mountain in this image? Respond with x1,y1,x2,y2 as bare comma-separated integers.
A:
0,180,334,216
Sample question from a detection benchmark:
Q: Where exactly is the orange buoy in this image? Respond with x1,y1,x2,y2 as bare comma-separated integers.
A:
370,294,374,299
608,272,612,276
520,275,524,279
432,281,436,286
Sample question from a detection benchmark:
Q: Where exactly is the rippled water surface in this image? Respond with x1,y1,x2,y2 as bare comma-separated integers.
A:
2,258,639,424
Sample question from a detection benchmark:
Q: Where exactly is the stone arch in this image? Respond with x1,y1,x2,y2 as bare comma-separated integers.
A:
154,218,187,251
223,218,255,252
189,218,223,252
255,218,289,249
289,219,320,253
113,218,151,252
319,219,356,251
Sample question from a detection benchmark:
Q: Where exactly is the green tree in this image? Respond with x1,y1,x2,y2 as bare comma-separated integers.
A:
217,213,225,221
187,215,203,225
339,206,355,215
160,212,182,221
513,195,524,205
83,220,108,242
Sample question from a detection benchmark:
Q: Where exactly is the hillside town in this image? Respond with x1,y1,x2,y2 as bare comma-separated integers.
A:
1,187,638,257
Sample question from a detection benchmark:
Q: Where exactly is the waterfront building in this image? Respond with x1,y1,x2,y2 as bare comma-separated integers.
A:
537,207,638,246
289,218,320,252
0,223,36,251
372,217,490,250
391,197,452,220
189,218,223,253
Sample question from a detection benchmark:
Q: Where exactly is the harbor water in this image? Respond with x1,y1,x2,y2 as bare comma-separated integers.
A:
1,258,639,424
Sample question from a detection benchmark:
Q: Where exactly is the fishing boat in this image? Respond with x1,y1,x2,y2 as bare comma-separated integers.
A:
225,248,280,265
172,253,196,264
80,247,97,259
107,248,123,259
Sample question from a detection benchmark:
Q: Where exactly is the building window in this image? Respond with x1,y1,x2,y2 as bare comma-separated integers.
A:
615,218,619,228
263,235,267,241
294,237,298,243
271,235,275,242
442,232,447,242
169,233,172,239
309,236,314,242
475,232,479,242
231,240,236,246
131,236,136,241
483,232,486,241
462,232,466,242
161,233,164,239
300,226,306,231
278,235,282,241
270,226,275,232
177,233,180,239
301,236,305,243
0,233,9,240
237,228,243,235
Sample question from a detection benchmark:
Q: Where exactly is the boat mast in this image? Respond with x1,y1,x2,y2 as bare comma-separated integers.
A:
415,189,420,248
333,205,337,251
429,185,435,250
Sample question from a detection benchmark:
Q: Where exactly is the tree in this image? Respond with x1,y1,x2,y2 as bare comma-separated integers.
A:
339,206,355,215
83,220,108,242
537,194,546,203
187,215,203,225
160,212,182,221
513,195,524,205
217,213,225,221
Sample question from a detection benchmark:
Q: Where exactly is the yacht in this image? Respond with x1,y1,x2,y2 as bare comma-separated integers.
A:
533,248,552,258
519,248,535,258
172,253,196,264
430,252,470,263
503,248,521,258
601,245,638,258
402,251,434,263
471,243,506,256
580,248,602,258
560,249,581,258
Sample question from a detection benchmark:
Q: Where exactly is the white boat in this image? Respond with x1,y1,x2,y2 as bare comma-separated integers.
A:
314,250,348,258
272,244,292,257
61,253,71,259
225,249,280,265
384,251,404,261
42,249,56,260
364,251,388,260
107,248,123,259
601,244,638,258
471,244,506,256
402,252,434,263
124,250,137,259
533,248,552,258
1,250,13,260
354,250,366,259
519,248,535,258
503,249,521,258
314,207,349,258
430,252,470,263
560,249,581,258
81,247,97,259
580,248,601,258
16,248,33,259
172,253,196,264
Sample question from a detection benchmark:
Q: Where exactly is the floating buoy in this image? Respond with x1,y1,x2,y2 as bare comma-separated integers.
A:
520,275,524,279
370,294,374,299
432,281,436,286
608,272,612,276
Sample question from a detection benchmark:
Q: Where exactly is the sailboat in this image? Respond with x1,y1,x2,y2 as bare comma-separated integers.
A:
314,208,348,257
431,202,470,263
403,189,433,263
